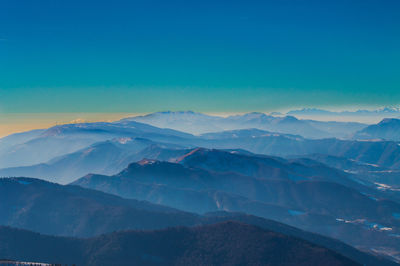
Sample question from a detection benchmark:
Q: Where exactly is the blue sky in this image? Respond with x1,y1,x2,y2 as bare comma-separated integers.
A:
0,0,399,114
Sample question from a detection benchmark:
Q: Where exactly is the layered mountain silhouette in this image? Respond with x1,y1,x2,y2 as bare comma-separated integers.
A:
0,120,194,168
0,128,45,151
0,222,361,266
2,111,400,264
128,111,366,138
0,138,186,183
288,153,400,188
1,178,396,265
0,116,399,177
353,118,400,141
195,130,400,170
4,126,400,186
73,149,400,260
0,177,199,237
288,107,400,117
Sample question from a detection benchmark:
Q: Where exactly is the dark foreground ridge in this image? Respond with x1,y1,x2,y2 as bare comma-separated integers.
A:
0,177,396,266
0,222,359,266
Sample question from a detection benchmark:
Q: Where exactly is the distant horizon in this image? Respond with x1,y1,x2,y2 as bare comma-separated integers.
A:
2,106,400,138
2,1,399,264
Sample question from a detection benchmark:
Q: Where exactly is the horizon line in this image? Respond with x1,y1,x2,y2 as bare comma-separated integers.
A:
2,108,400,138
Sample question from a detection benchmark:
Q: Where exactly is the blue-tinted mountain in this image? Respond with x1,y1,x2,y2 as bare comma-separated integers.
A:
1,178,396,265
0,116,379,173
353,118,400,141
200,128,303,140
0,222,361,266
288,107,400,117
4,125,400,185
0,177,200,237
178,148,400,201
0,138,186,184
196,132,400,170
74,152,400,221
124,111,225,134
305,120,367,137
73,150,400,260
0,121,194,168
175,148,361,187
125,111,366,138
0,128,45,151
288,153,400,188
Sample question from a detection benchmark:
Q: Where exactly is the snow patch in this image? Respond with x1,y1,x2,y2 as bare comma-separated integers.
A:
375,182,400,192
336,218,392,232
116,137,133,144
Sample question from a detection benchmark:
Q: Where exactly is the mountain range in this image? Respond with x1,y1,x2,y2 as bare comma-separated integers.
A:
129,111,366,138
0,138,186,184
0,177,395,266
4,125,400,186
288,107,400,117
2,112,400,174
2,111,400,264
0,120,194,169
353,118,400,141
0,222,361,266
72,148,400,260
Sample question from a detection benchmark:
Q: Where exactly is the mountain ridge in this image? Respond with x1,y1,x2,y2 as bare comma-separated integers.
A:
0,222,361,266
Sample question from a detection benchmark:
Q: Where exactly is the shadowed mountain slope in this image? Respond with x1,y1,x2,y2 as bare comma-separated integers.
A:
73,150,400,262
0,177,396,265
353,118,400,141
0,222,360,266
0,177,199,237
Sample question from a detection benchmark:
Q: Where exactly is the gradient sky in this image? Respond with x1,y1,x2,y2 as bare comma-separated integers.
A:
1,0,400,115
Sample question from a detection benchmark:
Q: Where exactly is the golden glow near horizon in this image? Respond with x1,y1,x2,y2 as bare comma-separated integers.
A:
0,113,142,138
0,112,261,137
0,110,391,138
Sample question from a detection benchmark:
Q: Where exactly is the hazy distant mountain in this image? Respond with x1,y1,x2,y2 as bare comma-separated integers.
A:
0,121,194,168
353,118,400,141
0,138,186,184
0,222,361,266
195,131,400,170
123,111,226,134
75,163,298,215
0,112,369,171
74,149,399,220
224,113,365,138
125,111,366,138
305,120,367,137
0,129,45,151
175,148,366,189
288,154,400,188
73,150,400,260
288,107,400,117
178,148,400,201
200,128,300,139
223,113,330,138
290,153,386,173
3,125,400,185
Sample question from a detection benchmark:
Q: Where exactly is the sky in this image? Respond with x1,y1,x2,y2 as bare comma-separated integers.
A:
0,0,400,136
